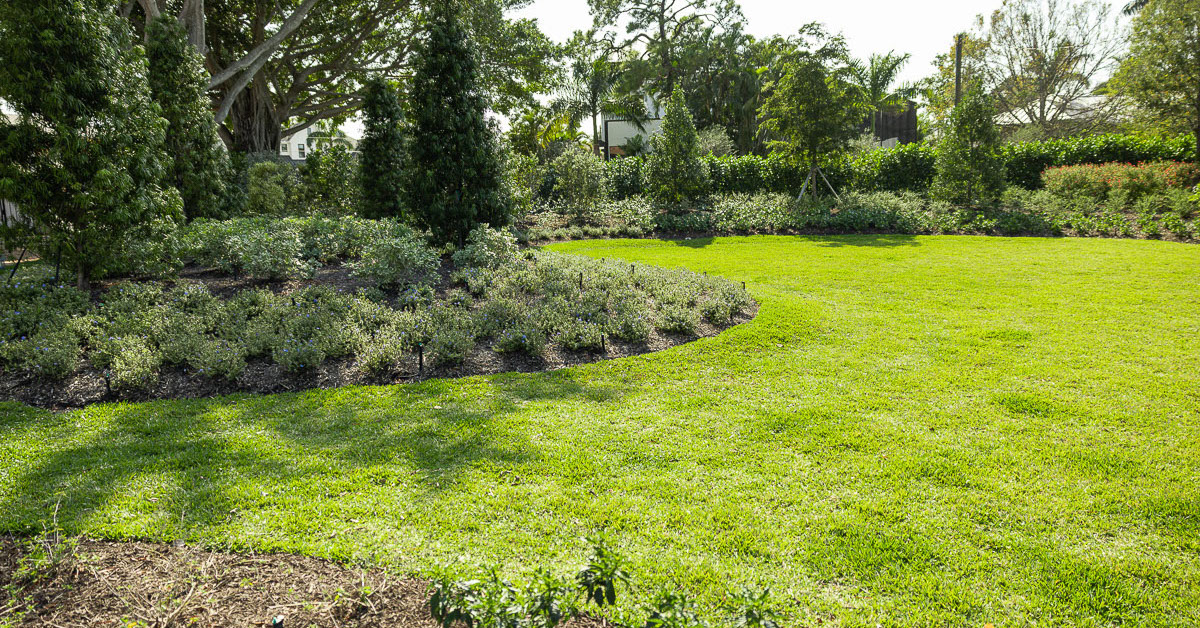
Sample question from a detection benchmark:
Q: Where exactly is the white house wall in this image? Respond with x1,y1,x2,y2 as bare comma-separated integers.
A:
605,118,662,157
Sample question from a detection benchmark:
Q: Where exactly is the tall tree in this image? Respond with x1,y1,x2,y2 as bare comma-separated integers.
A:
128,0,557,153
917,31,989,133
552,36,647,148
758,25,870,194
848,52,916,137
931,89,1006,204
0,0,182,288
359,77,407,220
979,0,1124,136
644,87,709,203
588,0,742,99
147,15,231,220
406,1,511,245
1114,0,1200,161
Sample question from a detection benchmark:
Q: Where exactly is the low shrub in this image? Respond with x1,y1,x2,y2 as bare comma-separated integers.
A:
350,224,440,289
556,318,605,352
1042,161,1200,204
453,226,520,269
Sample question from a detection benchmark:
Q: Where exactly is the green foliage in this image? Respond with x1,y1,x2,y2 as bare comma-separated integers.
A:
932,90,1006,205
644,591,707,628
1114,0,1200,161
552,148,607,208
758,26,871,179
1042,162,1200,204
298,145,361,216
406,2,511,245
360,77,407,220
350,224,440,289
724,588,781,628
697,127,737,157
0,0,183,287
1003,134,1196,189
106,336,162,392
577,536,630,609
247,162,290,215
145,15,231,221
453,226,520,269
644,88,710,204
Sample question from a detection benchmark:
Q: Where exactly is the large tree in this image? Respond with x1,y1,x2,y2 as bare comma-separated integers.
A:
931,89,1006,205
127,0,556,153
1114,0,1200,160
552,35,647,148
147,14,231,220
758,25,870,194
588,0,742,99
979,0,1125,136
406,1,510,245
0,0,182,288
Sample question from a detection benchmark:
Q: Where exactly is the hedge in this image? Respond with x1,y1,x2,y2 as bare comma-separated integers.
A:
599,134,1197,198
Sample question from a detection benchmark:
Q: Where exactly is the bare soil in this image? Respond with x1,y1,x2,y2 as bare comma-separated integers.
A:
0,537,605,628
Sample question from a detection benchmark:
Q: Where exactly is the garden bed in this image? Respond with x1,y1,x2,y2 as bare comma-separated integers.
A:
0,231,756,410
0,536,607,628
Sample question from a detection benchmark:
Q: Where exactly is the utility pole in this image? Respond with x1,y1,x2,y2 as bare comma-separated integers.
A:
954,33,964,106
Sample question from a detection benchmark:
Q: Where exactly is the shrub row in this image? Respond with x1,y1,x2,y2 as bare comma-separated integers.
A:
521,190,1199,242
1042,161,1200,202
596,134,1197,198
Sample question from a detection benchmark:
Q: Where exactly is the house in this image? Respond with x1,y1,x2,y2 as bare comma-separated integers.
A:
599,94,663,160
278,125,360,162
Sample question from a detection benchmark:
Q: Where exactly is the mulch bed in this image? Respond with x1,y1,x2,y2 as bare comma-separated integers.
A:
0,537,605,627
0,261,759,410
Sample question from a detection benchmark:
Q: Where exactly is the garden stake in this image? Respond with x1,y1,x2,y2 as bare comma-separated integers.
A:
5,248,25,284
601,334,606,352
579,272,584,290
418,343,424,375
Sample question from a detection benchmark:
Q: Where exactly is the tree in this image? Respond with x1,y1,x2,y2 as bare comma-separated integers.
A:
758,26,870,196
406,1,511,245
588,0,742,99
128,0,557,153
848,52,915,138
552,37,647,148
146,15,231,220
931,89,1006,205
1114,0,1200,161
979,0,1124,136
644,87,709,204
917,31,989,133
0,0,182,288
359,77,407,220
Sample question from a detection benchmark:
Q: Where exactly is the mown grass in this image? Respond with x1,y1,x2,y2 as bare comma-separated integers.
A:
2,235,1198,626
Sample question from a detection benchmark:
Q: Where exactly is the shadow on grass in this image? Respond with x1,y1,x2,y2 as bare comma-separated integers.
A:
811,234,920,247
0,369,632,538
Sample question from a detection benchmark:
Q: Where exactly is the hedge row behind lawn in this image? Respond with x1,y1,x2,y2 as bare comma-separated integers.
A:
601,134,1198,198
522,189,1199,242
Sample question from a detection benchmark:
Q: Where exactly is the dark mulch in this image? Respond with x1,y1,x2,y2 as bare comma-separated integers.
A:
0,260,759,410
0,537,605,628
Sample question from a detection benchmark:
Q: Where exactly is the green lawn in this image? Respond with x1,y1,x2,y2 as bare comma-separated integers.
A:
2,235,1198,626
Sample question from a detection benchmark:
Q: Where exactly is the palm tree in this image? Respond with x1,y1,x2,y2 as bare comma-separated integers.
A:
848,51,917,138
552,53,648,152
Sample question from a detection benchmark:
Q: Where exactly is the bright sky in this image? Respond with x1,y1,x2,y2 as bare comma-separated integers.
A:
513,0,1127,87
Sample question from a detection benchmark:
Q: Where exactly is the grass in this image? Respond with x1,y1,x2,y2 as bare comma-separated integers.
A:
2,235,1199,626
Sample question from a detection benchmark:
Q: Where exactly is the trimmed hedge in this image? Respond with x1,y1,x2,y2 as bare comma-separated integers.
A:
599,134,1197,198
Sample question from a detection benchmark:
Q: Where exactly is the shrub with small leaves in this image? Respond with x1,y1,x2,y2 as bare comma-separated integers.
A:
656,303,700,335
107,336,163,392
556,318,605,352
453,225,521,269
20,328,80,380
351,224,440,289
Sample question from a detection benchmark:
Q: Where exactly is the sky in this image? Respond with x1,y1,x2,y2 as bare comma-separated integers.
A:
513,0,1125,88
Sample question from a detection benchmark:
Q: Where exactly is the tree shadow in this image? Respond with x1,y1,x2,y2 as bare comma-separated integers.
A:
672,237,715,248
809,234,921,247
0,369,632,540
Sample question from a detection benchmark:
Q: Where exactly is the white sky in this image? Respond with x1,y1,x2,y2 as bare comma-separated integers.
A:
513,0,1127,87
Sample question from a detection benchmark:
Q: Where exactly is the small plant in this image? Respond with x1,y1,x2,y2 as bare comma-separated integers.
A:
108,336,163,392
656,303,700,335
524,568,578,628
556,318,605,352
644,590,707,628
724,587,781,628
429,567,481,628
577,536,630,609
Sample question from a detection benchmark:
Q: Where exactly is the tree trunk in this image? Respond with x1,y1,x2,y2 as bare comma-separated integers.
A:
228,87,282,153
